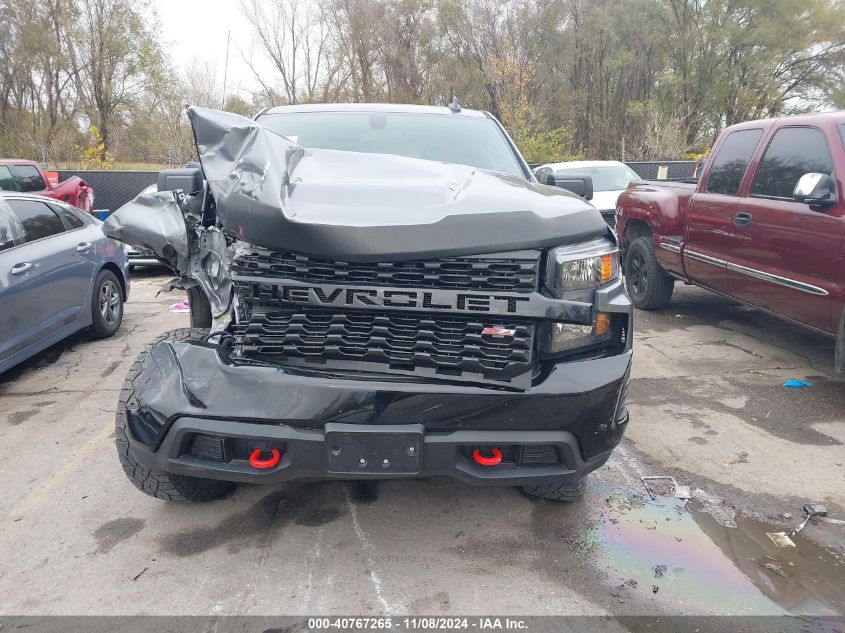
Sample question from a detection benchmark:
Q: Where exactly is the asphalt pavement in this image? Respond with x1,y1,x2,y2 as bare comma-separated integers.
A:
0,270,842,618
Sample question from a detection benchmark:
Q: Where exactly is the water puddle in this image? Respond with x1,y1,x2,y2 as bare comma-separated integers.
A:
586,486,844,615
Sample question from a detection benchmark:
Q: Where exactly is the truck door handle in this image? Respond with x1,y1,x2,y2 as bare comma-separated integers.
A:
11,262,32,275
76,242,92,252
733,211,753,228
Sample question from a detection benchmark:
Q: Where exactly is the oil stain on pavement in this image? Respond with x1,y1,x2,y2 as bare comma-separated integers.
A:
7,409,39,425
159,483,347,557
93,517,146,554
586,484,844,615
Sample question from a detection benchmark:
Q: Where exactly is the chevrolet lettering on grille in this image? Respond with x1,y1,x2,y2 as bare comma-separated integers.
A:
280,284,531,313
234,275,593,321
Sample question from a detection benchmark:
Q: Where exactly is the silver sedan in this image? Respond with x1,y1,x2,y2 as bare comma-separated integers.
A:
0,192,130,373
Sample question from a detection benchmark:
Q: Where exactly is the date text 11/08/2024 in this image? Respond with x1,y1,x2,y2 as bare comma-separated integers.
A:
307,617,529,630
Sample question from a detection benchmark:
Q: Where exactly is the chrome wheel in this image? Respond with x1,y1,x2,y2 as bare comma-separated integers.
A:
99,279,121,326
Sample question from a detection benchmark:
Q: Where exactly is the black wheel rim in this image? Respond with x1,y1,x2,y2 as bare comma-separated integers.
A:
628,252,648,298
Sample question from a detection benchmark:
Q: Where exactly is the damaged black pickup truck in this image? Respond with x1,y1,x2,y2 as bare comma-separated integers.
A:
104,103,632,503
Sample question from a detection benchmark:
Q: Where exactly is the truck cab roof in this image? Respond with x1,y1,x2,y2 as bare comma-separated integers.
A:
0,158,41,165
725,110,845,133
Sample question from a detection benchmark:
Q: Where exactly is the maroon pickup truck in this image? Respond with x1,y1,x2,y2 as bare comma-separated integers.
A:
0,159,94,211
617,111,845,369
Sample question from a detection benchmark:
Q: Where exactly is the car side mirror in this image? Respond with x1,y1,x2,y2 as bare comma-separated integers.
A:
793,173,837,208
157,167,203,194
548,173,594,201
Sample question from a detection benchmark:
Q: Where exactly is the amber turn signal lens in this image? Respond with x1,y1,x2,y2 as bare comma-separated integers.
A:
595,312,611,336
599,254,614,283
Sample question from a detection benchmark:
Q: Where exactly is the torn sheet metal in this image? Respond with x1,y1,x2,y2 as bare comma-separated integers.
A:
186,106,609,262
188,226,232,316
102,190,189,269
102,186,232,316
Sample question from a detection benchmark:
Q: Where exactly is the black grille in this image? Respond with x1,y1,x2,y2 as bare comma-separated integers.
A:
518,445,560,465
187,434,224,461
232,308,535,386
600,210,616,230
232,248,540,293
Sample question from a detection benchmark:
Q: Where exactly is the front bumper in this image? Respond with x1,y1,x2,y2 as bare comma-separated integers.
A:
124,341,632,486
131,418,618,486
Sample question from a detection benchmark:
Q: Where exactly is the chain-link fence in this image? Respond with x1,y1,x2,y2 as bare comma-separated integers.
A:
626,160,695,181
529,160,695,181
59,160,698,216
58,170,158,214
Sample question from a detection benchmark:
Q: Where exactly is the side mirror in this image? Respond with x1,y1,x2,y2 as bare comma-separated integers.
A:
157,167,203,194
793,173,837,208
548,173,594,201
532,166,552,184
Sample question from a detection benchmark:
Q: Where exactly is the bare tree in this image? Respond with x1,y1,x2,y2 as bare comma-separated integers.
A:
4,0,845,166
183,58,219,108
72,0,162,153
376,0,437,103
438,0,510,118
239,0,333,104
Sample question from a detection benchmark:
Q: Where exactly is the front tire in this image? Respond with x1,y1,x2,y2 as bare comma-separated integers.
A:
624,237,674,309
522,477,585,502
115,328,235,502
88,269,124,338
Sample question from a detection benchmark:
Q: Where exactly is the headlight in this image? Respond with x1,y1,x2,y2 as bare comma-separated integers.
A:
545,312,614,354
545,238,619,298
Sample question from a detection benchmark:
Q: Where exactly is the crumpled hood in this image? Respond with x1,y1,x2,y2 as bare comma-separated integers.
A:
189,106,609,261
102,106,612,316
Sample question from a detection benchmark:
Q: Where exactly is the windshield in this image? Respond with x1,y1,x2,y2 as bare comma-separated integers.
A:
554,165,640,192
258,111,525,178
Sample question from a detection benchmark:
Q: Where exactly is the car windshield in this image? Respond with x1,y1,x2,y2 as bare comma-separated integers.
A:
258,111,525,178
555,165,640,192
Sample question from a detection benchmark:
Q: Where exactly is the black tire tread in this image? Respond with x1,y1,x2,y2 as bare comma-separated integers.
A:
625,237,674,310
115,328,234,502
522,477,586,502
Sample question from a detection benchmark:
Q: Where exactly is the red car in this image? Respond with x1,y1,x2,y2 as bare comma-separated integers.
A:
0,159,94,211
617,111,845,368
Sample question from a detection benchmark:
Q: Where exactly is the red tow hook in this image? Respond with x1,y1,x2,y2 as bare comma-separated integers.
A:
472,447,503,466
249,448,281,469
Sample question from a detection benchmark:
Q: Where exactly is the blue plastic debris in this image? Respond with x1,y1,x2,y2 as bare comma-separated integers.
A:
783,379,813,388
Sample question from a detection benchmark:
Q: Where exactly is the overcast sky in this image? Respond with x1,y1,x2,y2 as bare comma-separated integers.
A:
153,0,275,100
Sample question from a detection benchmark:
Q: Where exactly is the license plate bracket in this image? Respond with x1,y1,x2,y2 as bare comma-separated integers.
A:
324,423,424,475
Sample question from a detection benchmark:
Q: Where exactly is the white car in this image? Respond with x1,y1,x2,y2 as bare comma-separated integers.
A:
534,160,641,228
